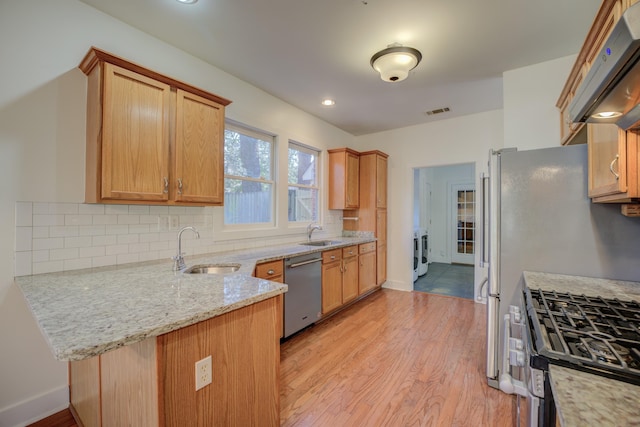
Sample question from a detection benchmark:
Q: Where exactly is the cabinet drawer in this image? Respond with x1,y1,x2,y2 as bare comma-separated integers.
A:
359,242,376,254
322,248,342,264
342,245,358,258
255,260,284,279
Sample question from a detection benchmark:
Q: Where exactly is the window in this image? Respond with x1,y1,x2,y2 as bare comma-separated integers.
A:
224,122,274,225
288,141,320,222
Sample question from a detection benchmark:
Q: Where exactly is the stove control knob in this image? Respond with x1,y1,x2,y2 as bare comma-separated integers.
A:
509,349,525,367
509,337,524,351
509,306,522,323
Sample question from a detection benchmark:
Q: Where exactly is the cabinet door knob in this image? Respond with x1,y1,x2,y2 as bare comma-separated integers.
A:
331,255,336,260
267,269,275,275
163,177,169,194
609,155,620,180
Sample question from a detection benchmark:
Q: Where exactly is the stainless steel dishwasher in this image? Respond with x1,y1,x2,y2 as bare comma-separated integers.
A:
283,252,322,338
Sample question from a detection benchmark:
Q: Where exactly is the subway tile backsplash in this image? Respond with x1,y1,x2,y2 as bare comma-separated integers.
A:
14,202,341,277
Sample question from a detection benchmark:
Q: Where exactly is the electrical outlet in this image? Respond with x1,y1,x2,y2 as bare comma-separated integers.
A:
195,355,212,391
170,215,180,230
158,215,170,232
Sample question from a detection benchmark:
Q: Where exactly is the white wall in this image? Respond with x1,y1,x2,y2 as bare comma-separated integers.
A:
503,55,577,149
0,1,355,424
352,110,504,293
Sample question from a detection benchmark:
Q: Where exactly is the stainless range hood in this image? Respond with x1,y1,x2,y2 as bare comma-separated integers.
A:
569,2,640,130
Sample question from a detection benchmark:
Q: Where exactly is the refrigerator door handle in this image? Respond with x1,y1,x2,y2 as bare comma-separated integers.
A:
480,172,490,267
486,295,501,385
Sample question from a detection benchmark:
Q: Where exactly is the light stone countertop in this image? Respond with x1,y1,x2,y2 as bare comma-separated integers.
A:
16,236,374,362
549,365,640,427
523,271,640,427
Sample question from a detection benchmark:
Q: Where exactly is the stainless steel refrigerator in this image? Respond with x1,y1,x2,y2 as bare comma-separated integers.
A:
483,143,640,389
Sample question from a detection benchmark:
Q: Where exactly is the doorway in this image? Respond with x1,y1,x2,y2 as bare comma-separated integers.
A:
412,163,476,299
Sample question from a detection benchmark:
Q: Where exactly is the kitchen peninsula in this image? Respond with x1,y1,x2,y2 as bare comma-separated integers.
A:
16,237,374,426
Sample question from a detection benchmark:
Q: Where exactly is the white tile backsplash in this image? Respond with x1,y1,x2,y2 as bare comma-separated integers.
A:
14,202,344,277
15,227,32,251
15,202,33,226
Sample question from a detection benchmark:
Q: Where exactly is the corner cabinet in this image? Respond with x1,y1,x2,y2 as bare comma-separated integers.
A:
328,148,360,209
79,47,231,206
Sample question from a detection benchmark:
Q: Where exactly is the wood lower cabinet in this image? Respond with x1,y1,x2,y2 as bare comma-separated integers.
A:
254,259,284,283
321,246,359,314
79,47,230,206
342,246,359,303
322,249,343,314
254,260,284,337
69,297,281,427
358,242,377,295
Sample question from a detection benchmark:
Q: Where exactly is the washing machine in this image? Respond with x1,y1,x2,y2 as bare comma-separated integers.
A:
418,228,428,276
413,230,420,282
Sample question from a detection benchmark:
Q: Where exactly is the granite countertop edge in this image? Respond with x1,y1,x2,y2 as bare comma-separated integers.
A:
16,236,375,362
523,271,640,427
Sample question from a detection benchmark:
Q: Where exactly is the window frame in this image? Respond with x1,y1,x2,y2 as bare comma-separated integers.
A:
223,120,276,228
287,140,321,224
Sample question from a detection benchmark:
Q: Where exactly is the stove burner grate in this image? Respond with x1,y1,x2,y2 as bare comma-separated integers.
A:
526,288,640,385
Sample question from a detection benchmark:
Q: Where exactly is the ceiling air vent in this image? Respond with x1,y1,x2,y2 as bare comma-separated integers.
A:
425,107,450,116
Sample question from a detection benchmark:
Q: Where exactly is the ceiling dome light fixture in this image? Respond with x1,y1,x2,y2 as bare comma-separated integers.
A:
321,99,336,106
370,44,422,82
176,0,198,4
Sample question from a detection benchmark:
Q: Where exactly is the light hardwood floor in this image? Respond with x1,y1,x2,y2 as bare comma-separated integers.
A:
280,289,524,426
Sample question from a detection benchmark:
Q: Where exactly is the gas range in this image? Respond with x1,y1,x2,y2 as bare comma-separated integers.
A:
524,288,640,386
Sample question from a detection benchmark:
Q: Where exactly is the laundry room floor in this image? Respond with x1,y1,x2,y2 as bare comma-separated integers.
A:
414,262,474,299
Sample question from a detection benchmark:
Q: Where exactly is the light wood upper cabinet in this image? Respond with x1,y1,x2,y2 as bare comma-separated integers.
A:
589,125,640,203
328,148,360,209
100,63,171,202
79,47,231,206
174,89,224,204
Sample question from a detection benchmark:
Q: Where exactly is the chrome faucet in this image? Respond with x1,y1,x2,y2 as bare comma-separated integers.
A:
307,223,322,241
172,226,200,271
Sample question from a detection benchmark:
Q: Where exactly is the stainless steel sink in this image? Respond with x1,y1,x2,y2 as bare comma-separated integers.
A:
183,263,241,274
299,240,342,247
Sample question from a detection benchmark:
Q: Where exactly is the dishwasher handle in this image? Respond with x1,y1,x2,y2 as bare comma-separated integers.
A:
287,258,322,269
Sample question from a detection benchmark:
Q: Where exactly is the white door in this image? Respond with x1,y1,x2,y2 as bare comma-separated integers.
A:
451,184,475,265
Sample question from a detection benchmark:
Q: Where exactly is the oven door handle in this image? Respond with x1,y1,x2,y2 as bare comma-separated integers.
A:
500,313,528,397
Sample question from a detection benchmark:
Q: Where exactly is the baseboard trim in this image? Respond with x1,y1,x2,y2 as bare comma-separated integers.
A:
0,385,69,427
381,279,411,292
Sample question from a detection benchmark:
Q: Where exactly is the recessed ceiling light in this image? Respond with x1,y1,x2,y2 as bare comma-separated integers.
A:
176,0,198,4
321,99,336,107
591,111,622,119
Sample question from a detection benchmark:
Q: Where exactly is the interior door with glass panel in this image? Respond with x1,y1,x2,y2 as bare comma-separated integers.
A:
452,184,475,265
